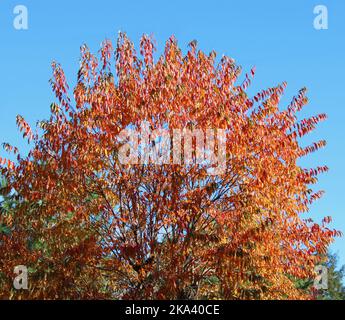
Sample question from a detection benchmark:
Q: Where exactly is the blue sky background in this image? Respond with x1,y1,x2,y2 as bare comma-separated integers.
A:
0,0,344,267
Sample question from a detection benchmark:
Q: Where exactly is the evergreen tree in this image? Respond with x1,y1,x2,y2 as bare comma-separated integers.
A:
317,253,345,300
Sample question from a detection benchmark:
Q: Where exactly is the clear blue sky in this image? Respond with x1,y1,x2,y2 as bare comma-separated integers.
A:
0,0,344,266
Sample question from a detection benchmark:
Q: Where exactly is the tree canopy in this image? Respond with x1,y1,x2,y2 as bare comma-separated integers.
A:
0,34,341,300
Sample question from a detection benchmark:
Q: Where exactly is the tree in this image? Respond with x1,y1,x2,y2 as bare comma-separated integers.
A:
0,34,341,300
0,175,17,295
319,253,345,300
294,252,345,300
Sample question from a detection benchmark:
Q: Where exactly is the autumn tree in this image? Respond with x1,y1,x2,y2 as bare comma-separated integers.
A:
0,34,341,300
